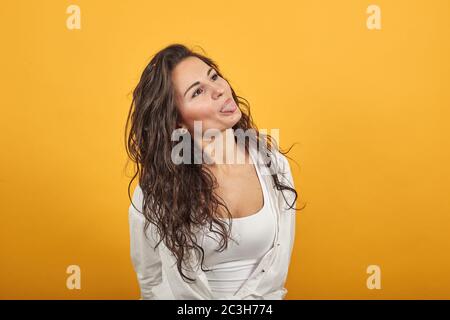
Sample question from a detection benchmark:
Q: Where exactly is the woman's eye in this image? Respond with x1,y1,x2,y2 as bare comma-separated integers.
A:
192,88,203,98
192,73,219,98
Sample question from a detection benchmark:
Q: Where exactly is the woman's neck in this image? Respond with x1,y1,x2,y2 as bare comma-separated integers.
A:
197,128,251,171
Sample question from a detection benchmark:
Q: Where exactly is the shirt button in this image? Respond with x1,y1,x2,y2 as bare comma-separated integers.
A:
262,269,265,272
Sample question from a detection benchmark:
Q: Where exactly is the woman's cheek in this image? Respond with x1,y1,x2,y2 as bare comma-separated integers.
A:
196,105,215,120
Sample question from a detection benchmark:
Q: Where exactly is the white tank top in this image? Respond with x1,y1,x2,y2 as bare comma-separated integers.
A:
200,150,276,298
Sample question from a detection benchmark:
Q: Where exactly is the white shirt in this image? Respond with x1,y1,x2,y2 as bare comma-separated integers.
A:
128,146,297,300
201,149,276,298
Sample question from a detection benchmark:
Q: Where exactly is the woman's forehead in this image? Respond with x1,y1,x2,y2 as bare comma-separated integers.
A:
172,58,211,95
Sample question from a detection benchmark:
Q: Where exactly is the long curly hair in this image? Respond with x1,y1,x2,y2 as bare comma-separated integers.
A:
124,43,306,283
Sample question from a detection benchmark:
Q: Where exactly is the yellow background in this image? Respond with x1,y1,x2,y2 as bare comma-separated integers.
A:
1,0,449,299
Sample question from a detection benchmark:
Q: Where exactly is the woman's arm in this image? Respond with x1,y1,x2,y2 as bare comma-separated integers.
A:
284,157,297,263
128,186,163,300
276,151,297,266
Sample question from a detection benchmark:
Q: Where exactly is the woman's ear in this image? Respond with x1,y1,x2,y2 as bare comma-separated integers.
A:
175,116,184,129
176,120,187,130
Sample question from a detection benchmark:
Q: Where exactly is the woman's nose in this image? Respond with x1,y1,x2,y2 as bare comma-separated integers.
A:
212,84,225,98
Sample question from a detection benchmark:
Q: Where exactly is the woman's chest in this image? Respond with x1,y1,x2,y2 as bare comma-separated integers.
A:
213,164,265,219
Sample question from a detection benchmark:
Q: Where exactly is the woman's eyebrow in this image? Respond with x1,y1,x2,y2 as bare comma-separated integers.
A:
183,67,214,97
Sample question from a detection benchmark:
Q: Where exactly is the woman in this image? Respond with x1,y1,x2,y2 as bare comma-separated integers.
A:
124,43,305,300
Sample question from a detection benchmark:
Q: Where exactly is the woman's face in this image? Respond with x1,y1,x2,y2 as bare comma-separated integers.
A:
172,56,242,134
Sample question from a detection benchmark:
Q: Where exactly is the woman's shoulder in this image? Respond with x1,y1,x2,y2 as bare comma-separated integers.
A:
268,146,295,187
129,184,145,220
261,144,290,174
273,148,290,172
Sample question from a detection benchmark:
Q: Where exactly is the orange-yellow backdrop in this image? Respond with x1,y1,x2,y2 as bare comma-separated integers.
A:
1,0,449,299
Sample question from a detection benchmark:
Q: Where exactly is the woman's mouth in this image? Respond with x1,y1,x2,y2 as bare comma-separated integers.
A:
220,98,238,113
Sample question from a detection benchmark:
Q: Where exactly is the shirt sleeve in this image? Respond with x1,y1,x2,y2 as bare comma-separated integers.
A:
276,151,297,264
128,185,163,300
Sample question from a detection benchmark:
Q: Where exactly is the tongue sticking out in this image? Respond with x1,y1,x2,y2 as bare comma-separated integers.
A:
221,101,237,112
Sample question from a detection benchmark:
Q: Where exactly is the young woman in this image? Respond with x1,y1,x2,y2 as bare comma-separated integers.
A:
125,43,304,300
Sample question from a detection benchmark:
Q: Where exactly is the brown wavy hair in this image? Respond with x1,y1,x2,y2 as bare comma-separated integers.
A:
124,43,306,283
